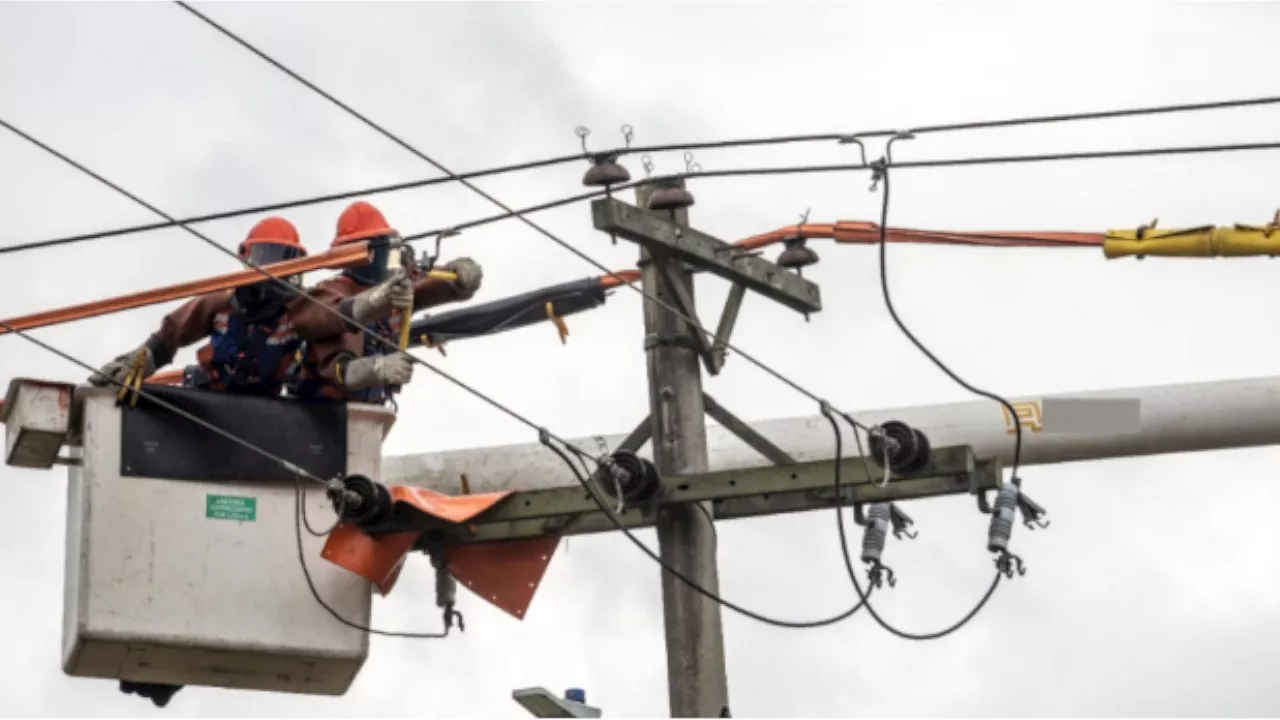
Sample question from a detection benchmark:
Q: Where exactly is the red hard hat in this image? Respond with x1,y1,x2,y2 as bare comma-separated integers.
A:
333,201,396,247
238,216,306,257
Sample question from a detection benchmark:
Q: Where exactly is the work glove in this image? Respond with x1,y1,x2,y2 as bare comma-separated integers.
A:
88,346,156,387
350,268,414,325
443,257,483,298
343,352,414,390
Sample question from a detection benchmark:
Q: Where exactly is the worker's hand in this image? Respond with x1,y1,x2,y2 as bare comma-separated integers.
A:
350,268,413,325
88,346,156,387
443,257,483,299
343,352,414,390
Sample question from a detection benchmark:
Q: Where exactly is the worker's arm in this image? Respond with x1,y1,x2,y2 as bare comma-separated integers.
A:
412,257,484,309
311,332,413,393
87,291,229,386
288,277,364,342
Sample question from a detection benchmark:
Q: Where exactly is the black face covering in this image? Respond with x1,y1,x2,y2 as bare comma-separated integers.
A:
233,282,293,321
237,241,305,318
342,238,393,287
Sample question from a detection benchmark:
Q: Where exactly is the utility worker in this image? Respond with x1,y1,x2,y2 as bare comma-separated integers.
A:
286,200,483,404
89,216,314,396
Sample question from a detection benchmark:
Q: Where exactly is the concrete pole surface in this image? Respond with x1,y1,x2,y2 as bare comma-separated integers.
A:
637,180,730,718
384,374,1280,496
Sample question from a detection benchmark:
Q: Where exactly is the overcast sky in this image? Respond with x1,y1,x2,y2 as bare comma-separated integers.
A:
5,0,1280,717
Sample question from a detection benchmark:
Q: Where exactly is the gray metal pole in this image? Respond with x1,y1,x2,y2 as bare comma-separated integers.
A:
637,180,730,718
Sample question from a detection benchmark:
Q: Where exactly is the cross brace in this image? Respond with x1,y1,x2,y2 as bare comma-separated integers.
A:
591,198,822,315
410,445,999,548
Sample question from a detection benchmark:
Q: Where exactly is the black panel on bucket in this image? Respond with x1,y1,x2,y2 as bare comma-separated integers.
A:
119,386,348,483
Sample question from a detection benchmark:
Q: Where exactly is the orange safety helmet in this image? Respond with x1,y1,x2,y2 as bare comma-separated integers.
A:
236,217,308,296
333,201,398,247
238,216,307,259
333,201,400,287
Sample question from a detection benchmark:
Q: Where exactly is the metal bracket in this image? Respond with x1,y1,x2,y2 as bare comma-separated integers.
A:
591,198,822,314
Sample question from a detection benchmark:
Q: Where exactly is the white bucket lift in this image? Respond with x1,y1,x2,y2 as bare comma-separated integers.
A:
3,378,396,697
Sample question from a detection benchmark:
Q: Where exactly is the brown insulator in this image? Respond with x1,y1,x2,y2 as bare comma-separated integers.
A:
582,154,631,187
777,238,820,270
647,180,695,211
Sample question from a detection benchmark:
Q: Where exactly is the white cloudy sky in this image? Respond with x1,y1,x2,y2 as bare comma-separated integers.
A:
5,0,1280,717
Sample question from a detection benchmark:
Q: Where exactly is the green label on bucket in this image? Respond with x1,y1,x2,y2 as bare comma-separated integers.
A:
206,494,257,522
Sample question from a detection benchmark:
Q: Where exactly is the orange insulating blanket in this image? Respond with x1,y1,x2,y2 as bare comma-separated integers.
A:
320,485,560,621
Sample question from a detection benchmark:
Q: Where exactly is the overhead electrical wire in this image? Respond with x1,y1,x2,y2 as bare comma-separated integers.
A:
0,317,448,639
154,2,1280,635
169,0,881,438
824,159,1018,639
8,66,1280,258
10,2,1279,641
12,137,1280,258
400,138,1280,242
0,115,880,634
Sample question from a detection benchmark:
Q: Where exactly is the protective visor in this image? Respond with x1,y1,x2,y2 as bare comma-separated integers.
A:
344,234,401,287
243,241,306,288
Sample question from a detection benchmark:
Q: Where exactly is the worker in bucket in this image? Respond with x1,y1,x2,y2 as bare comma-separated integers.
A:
285,200,483,404
88,216,317,397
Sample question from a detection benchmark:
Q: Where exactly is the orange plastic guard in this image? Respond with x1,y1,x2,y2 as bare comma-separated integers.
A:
733,222,1104,251
320,485,560,621
0,242,371,336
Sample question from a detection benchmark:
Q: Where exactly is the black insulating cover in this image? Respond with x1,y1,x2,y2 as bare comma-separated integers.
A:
120,385,348,483
409,277,608,345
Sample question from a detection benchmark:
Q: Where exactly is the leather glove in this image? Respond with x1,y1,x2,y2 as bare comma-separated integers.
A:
89,346,156,387
443,257,483,298
343,352,414,390
349,268,413,325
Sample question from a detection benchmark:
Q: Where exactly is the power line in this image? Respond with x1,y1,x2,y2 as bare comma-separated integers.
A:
171,0,886,433
401,137,1280,243
2,114,881,635
8,39,1276,260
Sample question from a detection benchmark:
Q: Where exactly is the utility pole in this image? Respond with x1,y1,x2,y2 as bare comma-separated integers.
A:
637,179,729,718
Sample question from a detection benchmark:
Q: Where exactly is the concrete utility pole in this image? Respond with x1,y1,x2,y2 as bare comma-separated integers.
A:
636,180,729,718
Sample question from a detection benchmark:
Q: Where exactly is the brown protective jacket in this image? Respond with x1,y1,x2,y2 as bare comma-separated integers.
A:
291,272,475,392
143,288,352,370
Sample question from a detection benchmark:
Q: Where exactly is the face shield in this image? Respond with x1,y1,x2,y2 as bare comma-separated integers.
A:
236,241,306,312
343,233,401,287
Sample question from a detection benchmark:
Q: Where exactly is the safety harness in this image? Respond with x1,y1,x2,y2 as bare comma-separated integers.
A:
182,294,301,397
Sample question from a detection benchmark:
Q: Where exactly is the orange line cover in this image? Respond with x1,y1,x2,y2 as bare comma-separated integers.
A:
0,242,371,336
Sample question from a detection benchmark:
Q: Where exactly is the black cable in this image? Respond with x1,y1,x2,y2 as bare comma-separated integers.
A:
172,0,880,436
814,161,1010,641
401,138,1280,242
14,88,1277,257
871,162,1024,481
0,116,566,447
837,411,1004,640
0,317,331,487
1,113,874,633
12,136,1280,258
881,93,1280,137
292,478,455,639
893,140,1280,171
539,428,869,630
0,153,583,258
